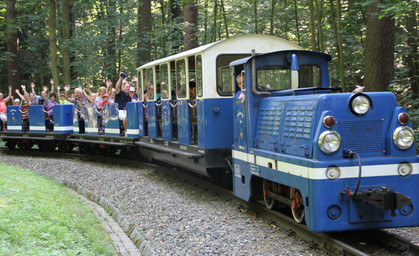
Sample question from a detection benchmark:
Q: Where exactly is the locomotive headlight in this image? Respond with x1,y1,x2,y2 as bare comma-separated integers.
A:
393,126,415,150
350,95,370,115
318,130,341,154
397,162,413,177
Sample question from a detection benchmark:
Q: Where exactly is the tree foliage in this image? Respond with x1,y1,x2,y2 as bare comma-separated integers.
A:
0,0,416,110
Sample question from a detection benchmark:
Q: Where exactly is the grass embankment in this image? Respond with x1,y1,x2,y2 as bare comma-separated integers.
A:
0,162,116,255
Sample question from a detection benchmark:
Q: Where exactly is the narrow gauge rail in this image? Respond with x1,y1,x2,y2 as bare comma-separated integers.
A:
1,146,418,255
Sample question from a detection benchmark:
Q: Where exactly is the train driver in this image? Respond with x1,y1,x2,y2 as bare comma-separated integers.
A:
236,73,245,102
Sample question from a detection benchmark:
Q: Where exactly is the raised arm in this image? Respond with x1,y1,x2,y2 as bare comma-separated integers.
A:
15,88,25,100
82,88,95,104
115,72,123,94
21,85,30,102
16,86,30,104
4,86,12,102
50,78,55,93
85,84,93,95
64,85,74,103
31,82,37,96
106,79,113,95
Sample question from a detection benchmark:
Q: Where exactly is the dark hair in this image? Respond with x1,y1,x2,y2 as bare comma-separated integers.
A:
50,92,56,98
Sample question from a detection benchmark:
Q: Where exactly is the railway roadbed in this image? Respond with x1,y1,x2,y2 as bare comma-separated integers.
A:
1,150,418,255
0,150,326,255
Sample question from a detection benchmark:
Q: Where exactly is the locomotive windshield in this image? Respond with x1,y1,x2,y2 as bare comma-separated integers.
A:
257,65,321,91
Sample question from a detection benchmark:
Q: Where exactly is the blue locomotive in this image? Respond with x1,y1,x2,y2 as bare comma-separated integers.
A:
1,35,417,232
230,49,418,231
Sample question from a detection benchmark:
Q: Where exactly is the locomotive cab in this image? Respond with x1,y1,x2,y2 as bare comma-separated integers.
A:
231,50,419,232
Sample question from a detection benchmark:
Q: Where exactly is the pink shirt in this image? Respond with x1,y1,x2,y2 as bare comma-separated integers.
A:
0,99,7,114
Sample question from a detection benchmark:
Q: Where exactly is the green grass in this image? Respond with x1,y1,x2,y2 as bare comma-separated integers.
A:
0,163,116,255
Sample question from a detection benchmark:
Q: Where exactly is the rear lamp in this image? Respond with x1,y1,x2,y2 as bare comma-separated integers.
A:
393,126,415,150
318,130,341,154
397,162,413,177
398,113,409,125
350,95,370,115
323,116,335,128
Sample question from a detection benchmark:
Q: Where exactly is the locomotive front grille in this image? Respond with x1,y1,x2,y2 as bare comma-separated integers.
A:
337,120,384,155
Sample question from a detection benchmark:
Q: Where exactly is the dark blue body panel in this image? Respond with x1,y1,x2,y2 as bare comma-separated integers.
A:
72,105,80,134
54,104,73,134
7,106,22,132
147,101,158,139
29,105,46,133
84,104,98,135
138,102,146,137
127,102,140,138
161,100,174,141
198,98,234,149
103,103,120,136
177,99,191,145
308,174,419,231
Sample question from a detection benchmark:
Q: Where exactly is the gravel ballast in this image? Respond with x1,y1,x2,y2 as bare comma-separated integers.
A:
1,152,418,255
0,153,327,255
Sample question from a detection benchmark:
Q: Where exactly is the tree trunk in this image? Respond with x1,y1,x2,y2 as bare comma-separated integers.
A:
138,0,152,65
329,0,344,90
6,0,20,91
203,0,208,43
281,0,289,39
170,0,182,51
212,0,218,41
159,0,167,56
405,3,418,96
336,0,344,89
269,0,275,35
308,0,316,51
254,0,258,34
105,0,117,80
49,0,60,90
220,0,229,38
184,0,198,50
62,0,72,86
293,0,300,45
38,44,44,88
364,0,395,92
314,0,324,52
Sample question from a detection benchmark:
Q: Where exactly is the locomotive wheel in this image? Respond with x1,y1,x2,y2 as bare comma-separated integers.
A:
263,179,279,210
290,188,305,223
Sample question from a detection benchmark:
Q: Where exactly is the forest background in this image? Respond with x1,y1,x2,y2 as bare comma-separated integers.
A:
1,0,418,140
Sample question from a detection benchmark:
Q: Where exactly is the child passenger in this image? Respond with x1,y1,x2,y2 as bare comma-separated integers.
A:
99,94,110,109
98,94,110,134
21,100,30,132
45,92,59,131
